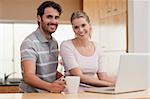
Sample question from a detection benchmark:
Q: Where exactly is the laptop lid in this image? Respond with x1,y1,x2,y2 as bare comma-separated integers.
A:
84,53,148,94
114,53,148,93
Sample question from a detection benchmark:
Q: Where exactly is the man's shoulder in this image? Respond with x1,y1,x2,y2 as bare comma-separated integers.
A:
23,30,38,42
26,31,37,40
21,30,39,48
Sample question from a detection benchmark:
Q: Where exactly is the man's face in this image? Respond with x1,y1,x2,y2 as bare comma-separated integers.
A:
38,7,60,35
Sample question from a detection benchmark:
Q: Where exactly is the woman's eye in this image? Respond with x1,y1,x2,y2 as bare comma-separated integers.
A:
81,24,86,27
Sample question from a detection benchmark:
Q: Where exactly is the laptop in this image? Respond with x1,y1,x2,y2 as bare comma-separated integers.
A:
84,53,149,94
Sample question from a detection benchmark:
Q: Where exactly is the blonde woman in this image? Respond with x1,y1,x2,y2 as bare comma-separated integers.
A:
60,11,116,87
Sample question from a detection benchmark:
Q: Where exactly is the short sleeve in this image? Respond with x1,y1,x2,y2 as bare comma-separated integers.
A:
20,39,37,62
60,41,79,71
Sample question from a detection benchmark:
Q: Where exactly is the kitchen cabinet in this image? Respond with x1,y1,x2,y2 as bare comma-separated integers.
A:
0,86,19,93
0,78,21,93
83,0,127,51
0,0,82,22
83,0,126,21
91,0,126,19
83,0,127,75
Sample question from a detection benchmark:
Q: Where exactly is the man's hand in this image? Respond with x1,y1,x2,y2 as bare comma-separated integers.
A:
48,78,65,93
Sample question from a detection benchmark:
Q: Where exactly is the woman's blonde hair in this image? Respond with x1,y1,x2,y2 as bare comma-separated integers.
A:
70,10,92,38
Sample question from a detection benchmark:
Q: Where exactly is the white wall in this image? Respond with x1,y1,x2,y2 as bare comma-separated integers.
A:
148,0,150,88
128,0,148,53
128,0,149,87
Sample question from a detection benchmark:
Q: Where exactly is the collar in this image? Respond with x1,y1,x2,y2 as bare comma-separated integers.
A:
35,28,55,43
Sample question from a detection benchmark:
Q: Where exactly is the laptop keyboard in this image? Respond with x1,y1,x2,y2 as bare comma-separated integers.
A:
97,86,115,91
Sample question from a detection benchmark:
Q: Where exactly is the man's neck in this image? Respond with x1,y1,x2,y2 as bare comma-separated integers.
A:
39,27,52,40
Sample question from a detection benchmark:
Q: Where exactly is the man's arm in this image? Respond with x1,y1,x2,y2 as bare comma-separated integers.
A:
22,60,65,93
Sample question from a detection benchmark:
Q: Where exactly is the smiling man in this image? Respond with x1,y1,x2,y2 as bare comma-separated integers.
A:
20,1,65,93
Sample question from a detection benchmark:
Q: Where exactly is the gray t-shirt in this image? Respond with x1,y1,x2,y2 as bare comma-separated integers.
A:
20,28,58,92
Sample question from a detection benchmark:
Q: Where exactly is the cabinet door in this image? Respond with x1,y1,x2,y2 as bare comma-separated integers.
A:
83,0,127,75
99,12,127,51
0,23,14,78
83,0,127,51
98,0,127,19
107,0,121,17
0,86,19,93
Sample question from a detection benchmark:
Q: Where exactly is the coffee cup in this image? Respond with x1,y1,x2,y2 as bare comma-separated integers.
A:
65,76,80,94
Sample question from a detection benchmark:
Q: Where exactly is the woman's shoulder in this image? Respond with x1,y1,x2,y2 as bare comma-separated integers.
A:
60,39,74,53
61,39,73,46
60,39,75,51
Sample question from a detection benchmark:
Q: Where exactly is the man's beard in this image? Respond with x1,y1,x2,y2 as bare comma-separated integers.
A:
47,23,58,33
41,23,58,35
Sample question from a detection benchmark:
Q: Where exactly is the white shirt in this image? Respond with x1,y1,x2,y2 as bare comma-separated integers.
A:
60,39,105,76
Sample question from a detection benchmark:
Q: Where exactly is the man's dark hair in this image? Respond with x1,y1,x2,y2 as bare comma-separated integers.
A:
37,1,63,17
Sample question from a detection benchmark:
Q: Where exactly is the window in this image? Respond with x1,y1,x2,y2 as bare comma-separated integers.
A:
0,22,74,78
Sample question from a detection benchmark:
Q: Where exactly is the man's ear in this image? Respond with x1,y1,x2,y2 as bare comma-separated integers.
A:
37,15,41,22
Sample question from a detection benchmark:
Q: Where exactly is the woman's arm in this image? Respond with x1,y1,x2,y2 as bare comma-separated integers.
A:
97,72,116,86
69,67,115,87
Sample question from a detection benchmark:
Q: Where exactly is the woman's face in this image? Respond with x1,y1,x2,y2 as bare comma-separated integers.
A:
72,17,91,40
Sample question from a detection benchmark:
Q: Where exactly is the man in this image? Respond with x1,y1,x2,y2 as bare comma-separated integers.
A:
20,1,65,93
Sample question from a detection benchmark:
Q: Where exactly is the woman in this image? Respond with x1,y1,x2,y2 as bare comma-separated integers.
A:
60,11,115,87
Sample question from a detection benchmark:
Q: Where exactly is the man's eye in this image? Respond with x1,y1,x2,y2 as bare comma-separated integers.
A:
47,15,53,19
74,26,78,29
55,16,60,20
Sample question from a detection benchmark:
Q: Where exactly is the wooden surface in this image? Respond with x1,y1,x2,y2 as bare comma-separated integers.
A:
0,0,82,22
83,0,127,52
0,86,19,93
0,89,150,99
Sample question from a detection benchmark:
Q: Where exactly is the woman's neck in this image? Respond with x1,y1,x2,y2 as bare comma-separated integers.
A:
73,38,91,47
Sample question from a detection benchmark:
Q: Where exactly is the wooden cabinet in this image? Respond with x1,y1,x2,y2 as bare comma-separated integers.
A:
0,0,83,22
97,0,127,19
0,86,19,93
83,0,127,21
83,0,127,51
83,0,127,75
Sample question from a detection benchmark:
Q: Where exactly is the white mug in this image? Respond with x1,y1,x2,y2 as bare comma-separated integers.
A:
65,76,80,94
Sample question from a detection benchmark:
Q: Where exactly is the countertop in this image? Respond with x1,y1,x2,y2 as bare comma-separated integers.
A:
0,89,150,99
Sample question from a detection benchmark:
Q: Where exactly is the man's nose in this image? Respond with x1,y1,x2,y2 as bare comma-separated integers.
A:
51,17,58,23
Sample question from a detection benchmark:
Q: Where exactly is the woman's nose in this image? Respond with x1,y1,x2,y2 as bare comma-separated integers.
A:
79,27,83,32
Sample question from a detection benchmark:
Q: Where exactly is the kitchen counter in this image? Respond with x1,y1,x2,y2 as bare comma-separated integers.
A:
0,83,20,86
0,78,21,86
0,89,150,99
0,78,20,93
